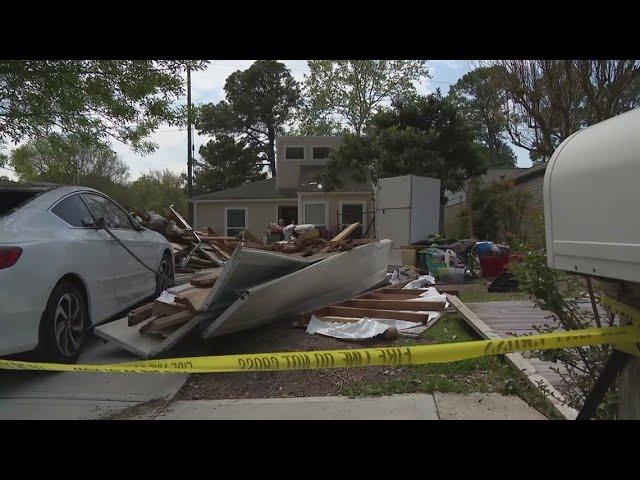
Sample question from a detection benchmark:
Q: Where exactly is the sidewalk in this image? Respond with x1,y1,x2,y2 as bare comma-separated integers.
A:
127,392,548,420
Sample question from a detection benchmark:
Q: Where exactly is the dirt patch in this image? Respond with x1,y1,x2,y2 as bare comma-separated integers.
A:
175,316,440,401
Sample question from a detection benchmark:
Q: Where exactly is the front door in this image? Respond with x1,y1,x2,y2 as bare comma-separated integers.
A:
340,203,364,238
81,193,156,306
278,206,298,226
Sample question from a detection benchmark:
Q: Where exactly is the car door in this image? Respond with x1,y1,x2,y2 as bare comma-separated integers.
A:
80,193,157,306
49,193,122,323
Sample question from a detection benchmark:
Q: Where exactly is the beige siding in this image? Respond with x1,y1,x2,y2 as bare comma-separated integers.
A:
275,136,343,189
194,200,297,239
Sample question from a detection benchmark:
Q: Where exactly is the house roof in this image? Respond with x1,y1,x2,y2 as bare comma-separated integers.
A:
192,178,297,201
297,165,372,192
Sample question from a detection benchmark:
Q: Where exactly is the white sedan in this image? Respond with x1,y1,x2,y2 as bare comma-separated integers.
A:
0,185,174,363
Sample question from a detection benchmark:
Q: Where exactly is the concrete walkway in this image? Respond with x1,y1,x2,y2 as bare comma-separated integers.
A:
127,392,547,420
0,337,188,420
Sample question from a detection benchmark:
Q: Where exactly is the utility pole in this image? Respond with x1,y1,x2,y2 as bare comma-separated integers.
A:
187,64,194,225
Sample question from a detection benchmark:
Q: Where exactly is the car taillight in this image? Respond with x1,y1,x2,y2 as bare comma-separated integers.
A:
0,247,22,270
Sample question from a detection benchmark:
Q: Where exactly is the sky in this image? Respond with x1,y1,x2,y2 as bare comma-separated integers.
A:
1,60,532,181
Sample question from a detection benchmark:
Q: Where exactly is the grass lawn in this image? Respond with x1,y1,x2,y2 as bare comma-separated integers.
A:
454,280,528,303
342,312,562,419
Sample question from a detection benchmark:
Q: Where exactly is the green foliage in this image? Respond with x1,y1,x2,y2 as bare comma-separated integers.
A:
196,61,301,177
320,92,487,195
462,181,530,241
194,135,267,194
0,60,207,153
510,241,619,418
126,169,188,216
302,60,428,135
10,134,129,190
449,67,517,168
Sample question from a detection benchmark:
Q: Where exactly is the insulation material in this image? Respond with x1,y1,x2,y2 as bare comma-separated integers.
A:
306,315,421,340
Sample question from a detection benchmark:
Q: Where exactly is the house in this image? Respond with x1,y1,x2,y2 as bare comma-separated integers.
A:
192,136,374,240
443,163,548,241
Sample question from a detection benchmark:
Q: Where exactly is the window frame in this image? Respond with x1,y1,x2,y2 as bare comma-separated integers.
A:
79,192,138,231
225,206,248,237
49,193,96,229
338,200,367,229
284,145,305,160
312,146,332,160
302,200,328,229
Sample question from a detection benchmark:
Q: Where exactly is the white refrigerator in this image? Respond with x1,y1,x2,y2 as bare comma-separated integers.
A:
375,175,441,266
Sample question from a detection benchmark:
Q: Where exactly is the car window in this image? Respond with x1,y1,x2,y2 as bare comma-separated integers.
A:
51,194,95,227
81,193,134,230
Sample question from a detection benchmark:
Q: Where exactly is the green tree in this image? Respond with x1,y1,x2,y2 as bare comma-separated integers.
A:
9,134,130,192
194,135,267,194
449,67,517,168
321,93,487,195
302,60,429,136
0,60,207,153
128,169,188,216
196,61,301,177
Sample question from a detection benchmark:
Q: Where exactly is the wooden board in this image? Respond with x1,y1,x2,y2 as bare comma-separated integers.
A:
242,230,263,245
191,270,221,288
342,299,445,312
175,287,212,312
139,310,194,335
205,242,231,260
326,306,429,323
127,303,153,326
330,222,361,242
152,299,188,317
361,293,422,300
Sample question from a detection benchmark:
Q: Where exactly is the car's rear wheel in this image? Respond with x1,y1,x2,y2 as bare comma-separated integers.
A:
38,281,88,364
155,251,174,296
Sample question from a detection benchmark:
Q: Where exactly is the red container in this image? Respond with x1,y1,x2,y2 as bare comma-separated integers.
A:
479,256,510,278
479,254,522,278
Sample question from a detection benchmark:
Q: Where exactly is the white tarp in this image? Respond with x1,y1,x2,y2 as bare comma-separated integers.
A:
404,274,435,289
306,315,421,340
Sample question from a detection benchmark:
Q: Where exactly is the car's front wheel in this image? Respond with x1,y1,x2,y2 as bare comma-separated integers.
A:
38,281,88,364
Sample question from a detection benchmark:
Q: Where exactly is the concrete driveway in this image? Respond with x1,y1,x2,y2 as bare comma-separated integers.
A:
0,336,188,420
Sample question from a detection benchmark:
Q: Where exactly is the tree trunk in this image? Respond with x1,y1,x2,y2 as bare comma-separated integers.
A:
267,126,276,177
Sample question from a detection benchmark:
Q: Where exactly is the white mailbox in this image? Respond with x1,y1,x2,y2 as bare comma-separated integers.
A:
544,107,640,283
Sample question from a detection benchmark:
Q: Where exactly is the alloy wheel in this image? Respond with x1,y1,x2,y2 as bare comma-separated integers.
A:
54,293,84,357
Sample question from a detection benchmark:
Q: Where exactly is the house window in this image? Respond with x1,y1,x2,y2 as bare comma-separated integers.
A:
285,146,304,160
226,208,247,237
312,147,331,160
304,203,326,228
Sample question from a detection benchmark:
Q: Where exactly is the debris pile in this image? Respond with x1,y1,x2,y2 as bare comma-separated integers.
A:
126,269,221,337
94,226,390,359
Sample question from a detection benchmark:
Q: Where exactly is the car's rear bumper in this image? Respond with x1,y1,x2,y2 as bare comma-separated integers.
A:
0,263,50,356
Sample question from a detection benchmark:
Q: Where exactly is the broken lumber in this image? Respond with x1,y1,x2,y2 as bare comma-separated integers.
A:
139,310,194,335
341,299,446,312
127,303,154,326
330,222,361,242
191,270,220,288
325,306,429,323
152,298,188,317
175,287,211,313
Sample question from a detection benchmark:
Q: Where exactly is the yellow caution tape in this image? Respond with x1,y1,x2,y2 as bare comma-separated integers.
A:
1,325,639,374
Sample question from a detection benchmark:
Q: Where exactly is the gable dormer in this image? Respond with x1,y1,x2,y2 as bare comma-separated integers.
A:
275,136,342,190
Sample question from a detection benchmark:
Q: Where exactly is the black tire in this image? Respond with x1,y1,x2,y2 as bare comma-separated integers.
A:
37,280,88,364
155,251,174,296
